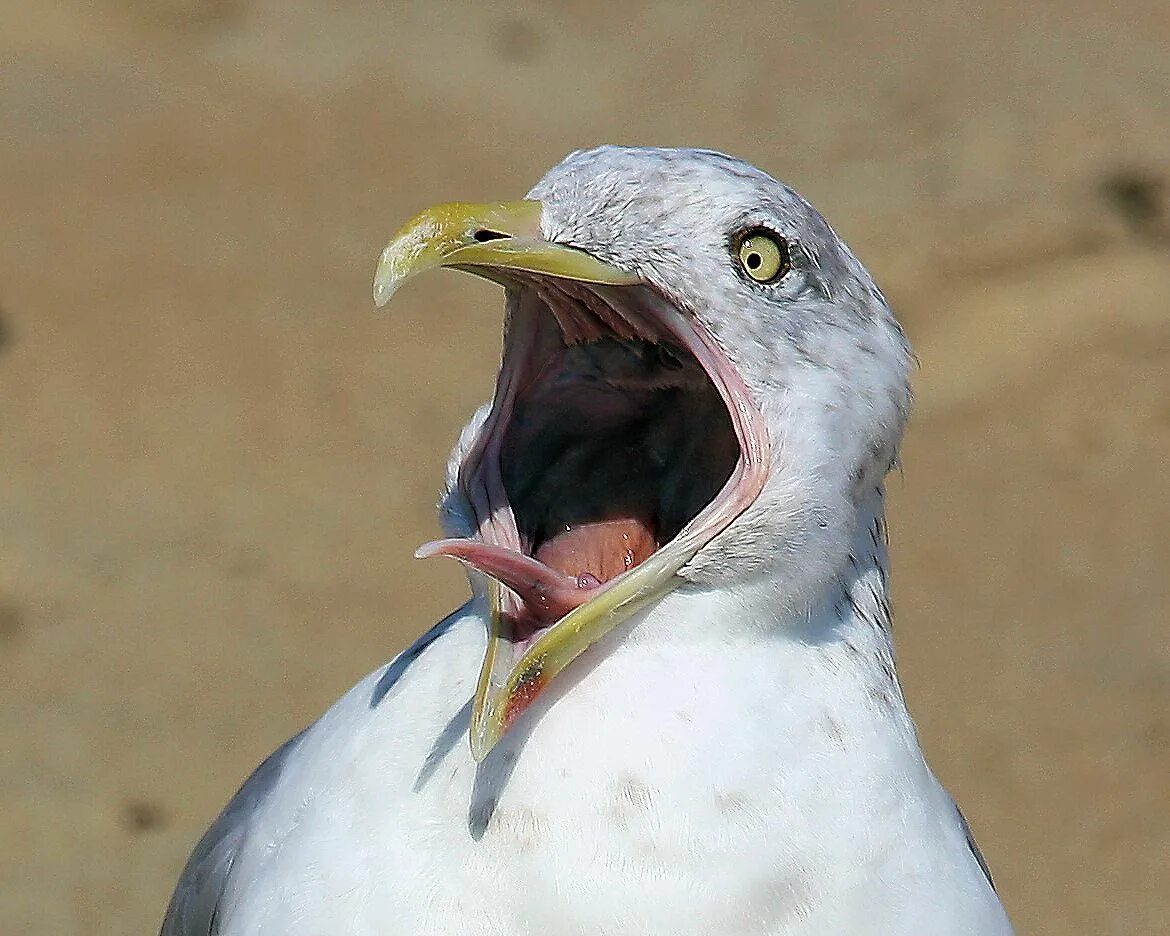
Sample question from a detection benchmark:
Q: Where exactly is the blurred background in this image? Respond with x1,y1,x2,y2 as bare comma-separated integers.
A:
1,1,1168,932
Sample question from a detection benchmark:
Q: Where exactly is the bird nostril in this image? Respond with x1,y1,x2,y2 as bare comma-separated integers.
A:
473,229,510,243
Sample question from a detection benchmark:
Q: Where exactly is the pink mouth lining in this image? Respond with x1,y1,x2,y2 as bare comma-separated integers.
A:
416,276,770,644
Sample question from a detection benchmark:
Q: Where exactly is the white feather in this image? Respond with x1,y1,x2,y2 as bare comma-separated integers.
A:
164,147,1012,935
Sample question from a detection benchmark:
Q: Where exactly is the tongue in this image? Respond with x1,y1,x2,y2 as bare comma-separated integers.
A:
415,518,657,625
535,518,657,584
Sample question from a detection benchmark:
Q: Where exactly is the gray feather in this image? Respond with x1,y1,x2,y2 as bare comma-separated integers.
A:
160,608,465,935
160,732,302,936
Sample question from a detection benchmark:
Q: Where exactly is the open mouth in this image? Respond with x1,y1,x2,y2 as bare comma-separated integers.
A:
422,276,745,633
373,200,770,758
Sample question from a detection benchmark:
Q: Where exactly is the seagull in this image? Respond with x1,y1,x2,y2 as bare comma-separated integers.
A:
162,146,1013,935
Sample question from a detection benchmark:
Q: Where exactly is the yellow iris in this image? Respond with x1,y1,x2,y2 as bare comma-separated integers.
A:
736,231,788,282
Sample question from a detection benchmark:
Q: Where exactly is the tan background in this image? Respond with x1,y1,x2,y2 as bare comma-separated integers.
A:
2,1,1168,932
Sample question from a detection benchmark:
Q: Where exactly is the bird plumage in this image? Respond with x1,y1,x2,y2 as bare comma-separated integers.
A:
163,147,1012,934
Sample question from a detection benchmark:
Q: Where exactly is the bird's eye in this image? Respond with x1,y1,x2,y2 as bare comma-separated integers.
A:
735,230,790,283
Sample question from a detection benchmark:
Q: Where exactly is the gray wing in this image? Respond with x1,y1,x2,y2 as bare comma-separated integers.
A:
160,606,467,935
160,732,303,936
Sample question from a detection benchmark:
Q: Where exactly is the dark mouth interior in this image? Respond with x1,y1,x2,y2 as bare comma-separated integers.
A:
499,298,738,590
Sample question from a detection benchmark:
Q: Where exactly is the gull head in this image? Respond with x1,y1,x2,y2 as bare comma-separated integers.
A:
374,145,912,759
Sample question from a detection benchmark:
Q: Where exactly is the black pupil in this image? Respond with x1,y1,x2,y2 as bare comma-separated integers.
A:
746,251,762,269
473,229,509,242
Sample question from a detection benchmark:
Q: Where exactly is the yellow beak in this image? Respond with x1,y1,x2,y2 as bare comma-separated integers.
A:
373,200,638,307
375,200,676,761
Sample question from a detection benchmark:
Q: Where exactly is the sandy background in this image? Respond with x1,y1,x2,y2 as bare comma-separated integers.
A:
2,1,1168,932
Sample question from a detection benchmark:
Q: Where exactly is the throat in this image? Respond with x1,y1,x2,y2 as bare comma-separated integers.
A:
494,332,736,601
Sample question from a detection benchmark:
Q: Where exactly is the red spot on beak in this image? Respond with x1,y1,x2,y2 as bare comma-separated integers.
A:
502,670,549,730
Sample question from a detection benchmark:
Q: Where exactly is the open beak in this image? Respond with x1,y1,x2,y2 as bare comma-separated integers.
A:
374,201,768,761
